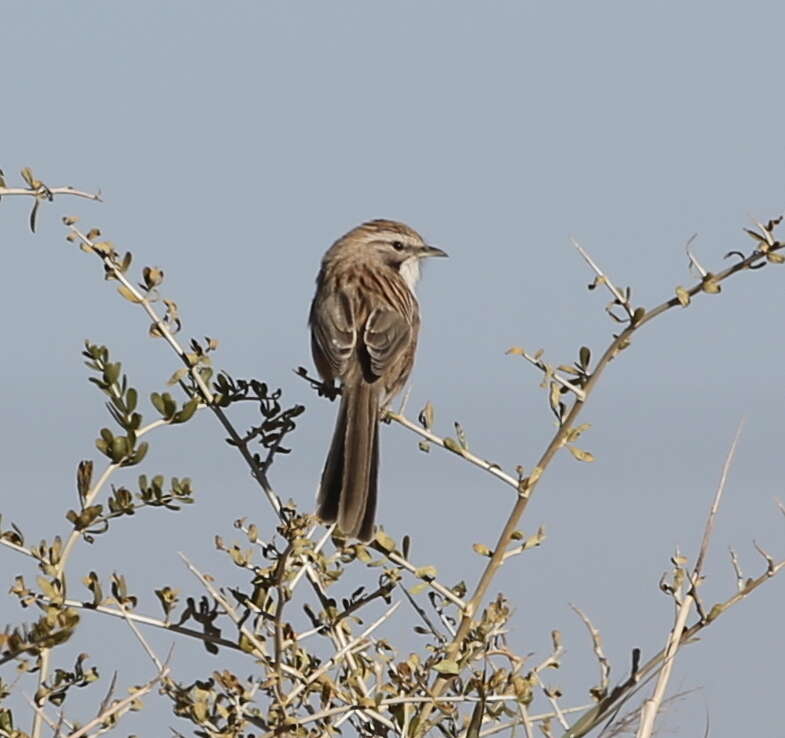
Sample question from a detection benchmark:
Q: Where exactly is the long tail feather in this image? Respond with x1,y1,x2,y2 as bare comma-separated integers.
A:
316,383,378,541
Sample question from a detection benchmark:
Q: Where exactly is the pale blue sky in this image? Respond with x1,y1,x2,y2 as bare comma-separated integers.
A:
3,3,785,736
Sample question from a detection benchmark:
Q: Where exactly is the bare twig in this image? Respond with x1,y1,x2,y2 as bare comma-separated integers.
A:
565,554,785,738
386,410,519,493
728,547,744,592
288,524,333,592
634,596,692,738
693,420,743,581
570,605,610,700
117,601,165,672
474,704,594,738
65,666,169,738
547,693,571,730
570,236,632,316
517,703,534,738
31,649,52,738
24,696,74,735
0,185,101,202
637,423,741,738
752,539,775,574
400,584,448,643
283,601,400,707
685,234,707,278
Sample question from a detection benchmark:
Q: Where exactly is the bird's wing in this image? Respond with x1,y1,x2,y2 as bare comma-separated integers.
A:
363,306,412,380
311,291,356,379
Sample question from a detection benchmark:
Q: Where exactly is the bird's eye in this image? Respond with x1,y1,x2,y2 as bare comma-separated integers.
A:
391,240,404,251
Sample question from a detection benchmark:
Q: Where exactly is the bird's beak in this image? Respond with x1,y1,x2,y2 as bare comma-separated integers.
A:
422,244,448,258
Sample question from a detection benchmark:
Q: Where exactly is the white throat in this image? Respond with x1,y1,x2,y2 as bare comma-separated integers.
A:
399,257,421,293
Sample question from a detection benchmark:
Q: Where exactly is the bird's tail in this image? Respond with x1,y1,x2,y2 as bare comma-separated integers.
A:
316,382,379,541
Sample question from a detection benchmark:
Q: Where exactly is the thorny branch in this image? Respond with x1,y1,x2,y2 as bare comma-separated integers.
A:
412,223,785,737
635,422,742,738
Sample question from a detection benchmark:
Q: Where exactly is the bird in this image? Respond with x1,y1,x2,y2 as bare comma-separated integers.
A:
309,219,447,540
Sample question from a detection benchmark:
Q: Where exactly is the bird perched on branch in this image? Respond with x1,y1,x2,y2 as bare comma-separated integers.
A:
309,219,447,540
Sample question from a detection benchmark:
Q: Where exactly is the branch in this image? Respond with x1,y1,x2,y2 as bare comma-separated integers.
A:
378,542,467,610
693,420,743,582
506,347,587,401
1,167,101,236
636,422,742,738
65,665,169,738
570,236,633,318
65,225,345,663
53,596,248,653
68,224,284,513
0,186,100,201
25,406,194,737
179,553,276,669
282,601,400,719
565,463,785,737
298,367,522,494
386,410,520,492
0,536,33,558
570,604,610,702
414,227,785,736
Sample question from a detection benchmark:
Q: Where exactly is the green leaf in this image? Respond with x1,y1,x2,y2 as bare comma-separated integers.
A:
76,460,93,502
566,423,591,442
154,586,179,617
126,389,138,412
142,266,164,289
150,392,165,415
83,571,103,607
675,286,691,307
443,437,464,455
418,401,434,429
162,393,176,418
167,368,189,386
110,436,129,463
103,362,121,386
701,275,722,294
117,285,142,303
567,445,595,462
432,659,460,675
37,576,60,601
373,530,396,551
123,442,148,467
127,412,142,432
630,306,646,326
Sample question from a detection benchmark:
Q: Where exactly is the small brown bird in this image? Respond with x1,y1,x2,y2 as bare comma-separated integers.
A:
309,219,447,540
